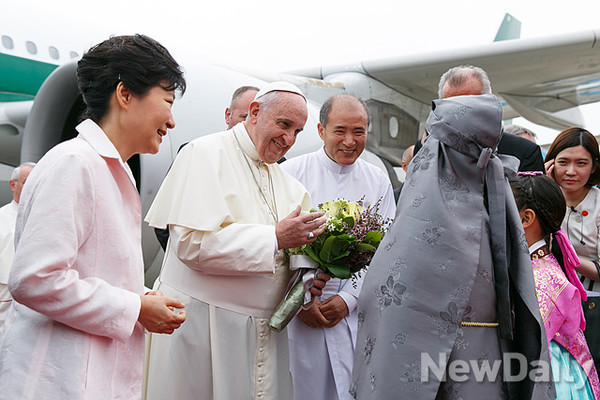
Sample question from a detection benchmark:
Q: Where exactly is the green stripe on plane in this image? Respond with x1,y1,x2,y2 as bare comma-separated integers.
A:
0,52,58,101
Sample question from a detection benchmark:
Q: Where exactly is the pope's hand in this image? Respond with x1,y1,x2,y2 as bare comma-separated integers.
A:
297,299,329,327
320,295,349,328
276,206,326,249
138,292,186,334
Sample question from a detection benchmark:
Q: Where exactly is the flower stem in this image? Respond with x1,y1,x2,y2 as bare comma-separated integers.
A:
268,280,306,333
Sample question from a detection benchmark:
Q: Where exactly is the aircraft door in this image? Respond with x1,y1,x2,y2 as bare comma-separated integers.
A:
365,99,420,166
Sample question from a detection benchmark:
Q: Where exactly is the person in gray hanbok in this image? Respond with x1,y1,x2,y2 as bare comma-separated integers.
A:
351,94,554,400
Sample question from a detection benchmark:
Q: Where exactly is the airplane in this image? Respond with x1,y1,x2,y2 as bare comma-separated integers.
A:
2,16,600,284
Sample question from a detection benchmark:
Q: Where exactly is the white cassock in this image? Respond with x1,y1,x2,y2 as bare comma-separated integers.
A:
144,123,312,400
0,200,17,327
281,148,395,400
0,120,145,399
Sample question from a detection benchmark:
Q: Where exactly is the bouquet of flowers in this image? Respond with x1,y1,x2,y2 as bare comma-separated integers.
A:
268,197,391,332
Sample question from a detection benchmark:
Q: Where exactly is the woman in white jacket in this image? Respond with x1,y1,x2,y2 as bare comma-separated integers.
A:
0,34,187,400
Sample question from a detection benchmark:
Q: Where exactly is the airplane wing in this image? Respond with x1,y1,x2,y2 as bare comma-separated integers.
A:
290,28,600,130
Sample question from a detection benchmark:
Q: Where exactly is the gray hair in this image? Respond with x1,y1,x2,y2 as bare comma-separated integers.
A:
254,90,307,114
319,94,371,127
229,85,259,108
438,65,492,98
402,145,415,164
504,124,537,139
11,162,36,181
254,91,282,112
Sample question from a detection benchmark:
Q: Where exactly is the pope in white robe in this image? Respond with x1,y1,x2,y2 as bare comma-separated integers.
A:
144,83,328,400
281,94,396,400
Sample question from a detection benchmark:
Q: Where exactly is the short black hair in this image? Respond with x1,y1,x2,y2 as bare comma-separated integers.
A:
77,34,186,123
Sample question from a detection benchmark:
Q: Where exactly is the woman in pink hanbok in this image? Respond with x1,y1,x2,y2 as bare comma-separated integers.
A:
0,35,187,399
511,173,600,400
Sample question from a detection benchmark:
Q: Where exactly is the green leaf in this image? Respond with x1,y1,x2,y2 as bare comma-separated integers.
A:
319,236,339,263
303,245,325,267
319,235,352,263
326,263,351,279
356,243,377,252
311,236,324,254
330,251,351,262
335,234,359,245
342,216,355,229
332,236,353,254
364,230,383,246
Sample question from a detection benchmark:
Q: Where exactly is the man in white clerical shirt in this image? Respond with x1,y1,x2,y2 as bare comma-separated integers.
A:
281,95,396,400
0,162,34,328
144,82,331,400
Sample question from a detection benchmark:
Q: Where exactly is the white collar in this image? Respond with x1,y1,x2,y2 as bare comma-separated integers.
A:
75,119,137,187
235,123,262,164
528,239,547,255
316,146,357,174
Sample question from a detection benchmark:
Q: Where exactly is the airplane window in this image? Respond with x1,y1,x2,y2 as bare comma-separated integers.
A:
48,46,59,60
1,35,14,50
389,116,399,138
366,99,420,163
69,51,79,59
26,41,38,55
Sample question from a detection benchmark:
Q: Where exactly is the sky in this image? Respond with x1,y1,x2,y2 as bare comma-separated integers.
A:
3,0,600,144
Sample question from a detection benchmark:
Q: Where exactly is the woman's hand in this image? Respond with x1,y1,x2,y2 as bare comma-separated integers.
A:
544,158,556,181
138,292,186,334
577,259,600,282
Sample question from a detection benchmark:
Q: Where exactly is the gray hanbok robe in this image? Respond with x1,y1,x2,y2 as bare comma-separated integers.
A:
351,95,554,400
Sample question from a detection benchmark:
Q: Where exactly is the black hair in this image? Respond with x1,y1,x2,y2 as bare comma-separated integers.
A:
545,127,600,186
509,174,567,271
76,34,186,123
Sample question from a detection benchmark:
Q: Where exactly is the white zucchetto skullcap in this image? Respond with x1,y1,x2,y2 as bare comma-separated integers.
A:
254,81,306,102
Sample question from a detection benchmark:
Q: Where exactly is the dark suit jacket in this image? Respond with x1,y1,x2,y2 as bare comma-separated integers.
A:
497,132,544,172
